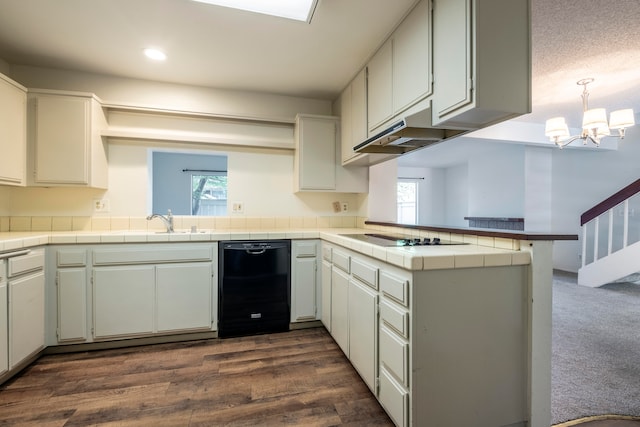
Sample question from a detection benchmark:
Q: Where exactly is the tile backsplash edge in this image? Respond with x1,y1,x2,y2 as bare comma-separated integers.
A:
0,216,521,250
1,215,366,232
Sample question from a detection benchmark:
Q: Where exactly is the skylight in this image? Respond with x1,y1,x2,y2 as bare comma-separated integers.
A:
191,0,318,23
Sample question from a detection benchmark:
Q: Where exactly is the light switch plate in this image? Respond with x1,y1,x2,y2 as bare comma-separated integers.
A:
93,198,110,213
232,201,244,213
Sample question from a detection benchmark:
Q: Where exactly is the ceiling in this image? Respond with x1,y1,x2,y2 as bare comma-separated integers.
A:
0,0,417,99
0,0,639,160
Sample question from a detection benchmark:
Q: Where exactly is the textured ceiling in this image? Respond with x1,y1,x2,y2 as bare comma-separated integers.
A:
529,0,640,123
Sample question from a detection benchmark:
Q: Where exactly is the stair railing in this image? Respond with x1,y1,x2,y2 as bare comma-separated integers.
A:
580,178,640,267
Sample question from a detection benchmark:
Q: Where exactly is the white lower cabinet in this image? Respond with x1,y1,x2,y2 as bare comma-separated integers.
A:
379,367,409,427
291,240,321,323
51,243,216,345
156,263,212,332
379,325,409,387
320,259,332,331
322,242,529,427
55,248,89,342
348,278,378,392
57,268,88,341
330,266,350,356
93,265,155,338
8,249,45,369
0,261,7,376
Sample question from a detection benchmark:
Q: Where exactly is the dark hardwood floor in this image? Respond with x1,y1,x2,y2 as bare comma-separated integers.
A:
0,327,393,426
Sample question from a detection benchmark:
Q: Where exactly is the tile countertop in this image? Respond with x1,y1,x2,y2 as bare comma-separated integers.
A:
0,228,534,272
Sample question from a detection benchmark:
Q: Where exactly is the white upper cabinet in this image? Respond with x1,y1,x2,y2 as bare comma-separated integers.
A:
339,69,367,164
432,0,530,129
392,0,432,114
367,39,394,131
367,0,432,133
294,114,337,191
27,90,108,188
0,74,27,186
294,114,368,193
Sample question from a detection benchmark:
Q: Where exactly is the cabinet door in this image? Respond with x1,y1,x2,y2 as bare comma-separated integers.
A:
57,268,88,342
295,115,337,191
156,263,212,332
367,39,393,131
291,256,317,322
432,0,471,121
348,279,378,392
339,84,353,163
340,69,367,164
93,266,155,338
0,75,26,186
393,0,432,113
351,69,368,149
32,94,90,185
330,266,350,356
0,279,7,375
9,271,45,368
321,259,332,331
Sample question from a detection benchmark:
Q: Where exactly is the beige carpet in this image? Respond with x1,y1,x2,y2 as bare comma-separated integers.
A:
554,415,640,426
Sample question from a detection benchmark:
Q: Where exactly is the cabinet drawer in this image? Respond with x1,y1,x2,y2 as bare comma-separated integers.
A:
380,325,409,387
380,299,409,339
322,245,332,261
93,245,212,265
8,249,44,277
0,259,5,281
331,249,350,273
379,367,409,427
57,249,87,267
351,258,378,290
294,240,318,258
380,271,409,307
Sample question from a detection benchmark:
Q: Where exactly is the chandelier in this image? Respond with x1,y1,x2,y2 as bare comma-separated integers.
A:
544,78,635,148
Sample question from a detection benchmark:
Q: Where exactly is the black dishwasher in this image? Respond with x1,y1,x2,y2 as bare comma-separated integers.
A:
218,240,291,338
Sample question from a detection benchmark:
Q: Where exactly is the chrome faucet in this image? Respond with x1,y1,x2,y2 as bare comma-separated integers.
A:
146,209,174,233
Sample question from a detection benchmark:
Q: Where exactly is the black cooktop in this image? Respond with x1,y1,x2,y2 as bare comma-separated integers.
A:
340,233,468,247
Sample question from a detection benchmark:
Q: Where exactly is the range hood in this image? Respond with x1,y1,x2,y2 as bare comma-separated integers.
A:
353,105,467,155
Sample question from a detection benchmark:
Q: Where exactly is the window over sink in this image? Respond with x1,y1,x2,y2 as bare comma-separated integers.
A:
151,151,227,216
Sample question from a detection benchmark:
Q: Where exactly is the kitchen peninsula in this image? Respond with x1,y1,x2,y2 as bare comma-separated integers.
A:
0,219,576,427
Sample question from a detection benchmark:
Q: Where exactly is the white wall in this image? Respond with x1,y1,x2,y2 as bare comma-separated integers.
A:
11,65,331,122
5,140,364,218
467,144,525,219
398,166,445,225
444,164,468,227
0,187,10,216
368,159,398,222
551,125,640,272
0,57,9,76
524,146,552,232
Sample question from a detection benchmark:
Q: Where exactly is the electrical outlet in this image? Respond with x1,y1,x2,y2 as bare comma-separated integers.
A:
341,202,349,212
93,198,110,213
232,202,244,213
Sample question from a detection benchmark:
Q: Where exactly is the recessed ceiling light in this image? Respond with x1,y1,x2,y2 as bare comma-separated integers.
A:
191,0,318,23
143,48,167,61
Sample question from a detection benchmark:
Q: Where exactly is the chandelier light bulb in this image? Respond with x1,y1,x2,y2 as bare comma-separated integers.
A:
582,108,608,131
609,109,635,129
545,78,635,148
545,117,570,141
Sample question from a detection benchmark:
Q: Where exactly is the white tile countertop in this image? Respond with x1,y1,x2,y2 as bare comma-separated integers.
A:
0,227,532,271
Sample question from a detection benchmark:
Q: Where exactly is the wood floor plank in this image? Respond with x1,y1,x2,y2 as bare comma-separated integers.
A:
0,327,393,426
